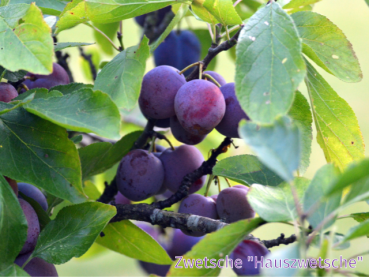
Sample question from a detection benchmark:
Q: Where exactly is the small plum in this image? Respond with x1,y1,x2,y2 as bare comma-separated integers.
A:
18,183,48,211
116,150,164,201
203,71,226,86
5,176,18,195
170,116,206,145
168,229,203,259
216,83,249,138
174,80,225,136
178,194,218,236
216,186,255,223
19,199,40,255
159,145,205,194
0,83,18,102
23,63,70,90
230,240,269,276
15,252,58,277
139,65,186,119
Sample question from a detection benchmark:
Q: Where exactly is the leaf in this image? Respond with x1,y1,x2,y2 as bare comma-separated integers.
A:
0,66,26,82
93,22,119,55
247,178,309,222
54,42,94,52
262,243,300,276
283,0,321,9
366,0,369,7
0,3,53,74
203,0,242,26
303,164,341,229
351,213,369,223
191,0,219,24
24,88,121,139
292,11,362,82
311,232,350,250
239,116,301,182
0,108,85,203
0,175,28,271
8,0,66,15
305,60,365,170
167,218,264,276
0,94,34,116
192,29,217,71
79,131,142,180
31,202,116,264
50,83,93,95
0,264,30,277
94,37,150,112
344,177,369,207
150,4,189,52
18,191,50,230
288,91,312,175
96,220,172,265
342,218,369,243
83,180,101,200
235,2,306,123
213,154,284,187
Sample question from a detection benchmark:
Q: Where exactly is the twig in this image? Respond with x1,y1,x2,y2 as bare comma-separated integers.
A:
79,47,97,81
55,51,74,83
262,233,297,248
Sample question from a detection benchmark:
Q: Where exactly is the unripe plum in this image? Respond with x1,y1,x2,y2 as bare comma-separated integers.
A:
18,183,48,211
0,83,18,102
203,71,227,86
23,63,70,90
114,191,131,205
216,83,249,138
159,145,205,194
5,176,18,195
170,116,206,145
174,80,225,136
216,186,255,223
116,150,164,201
19,199,40,255
135,6,172,27
230,240,269,276
154,31,201,77
168,229,203,259
15,252,58,277
139,65,186,119
178,194,218,236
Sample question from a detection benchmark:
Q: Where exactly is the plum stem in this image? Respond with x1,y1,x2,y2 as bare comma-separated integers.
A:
0,69,6,81
224,177,232,188
204,174,215,197
179,61,202,76
220,24,242,39
17,83,29,93
79,47,97,81
203,73,221,87
117,21,125,51
216,176,221,193
225,26,231,41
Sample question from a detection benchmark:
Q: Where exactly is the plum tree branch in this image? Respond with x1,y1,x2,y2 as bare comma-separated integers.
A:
79,47,97,81
261,233,297,248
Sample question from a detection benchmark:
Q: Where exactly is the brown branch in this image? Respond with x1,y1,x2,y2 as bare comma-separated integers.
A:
79,47,97,81
262,233,297,248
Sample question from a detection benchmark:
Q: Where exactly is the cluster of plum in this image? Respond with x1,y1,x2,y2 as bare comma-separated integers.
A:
0,63,70,103
5,178,58,276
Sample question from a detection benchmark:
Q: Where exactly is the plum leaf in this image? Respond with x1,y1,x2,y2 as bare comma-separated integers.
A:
8,0,66,16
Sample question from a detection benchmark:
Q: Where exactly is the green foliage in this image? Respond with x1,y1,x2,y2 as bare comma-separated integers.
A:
8,0,66,15
192,29,217,70
54,42,94,52
96,220,172,265
93,22,119,55
0,176,27,271
283,0,321,9
235,2,306,123
342,219,369,243
30,202,116,264
0,264,30,277
351,213,369,223
0,66,26,82
203,0,242,25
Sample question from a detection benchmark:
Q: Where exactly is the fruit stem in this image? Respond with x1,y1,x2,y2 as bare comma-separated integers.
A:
84,22,120,52
204,174,214,197
199,62,203,80
0,69,7,81
207,23,214,42
224,177,232,188
117,21,125,51
179,61,202,76
203,74,221,87
225,26,231,41
212,24,217,44
216,176,221,193
220,24,242,39
17,83,29,93
148,135,157,153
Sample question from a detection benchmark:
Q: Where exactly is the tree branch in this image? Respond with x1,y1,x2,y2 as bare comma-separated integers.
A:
262,233,297,248
79,47,97,81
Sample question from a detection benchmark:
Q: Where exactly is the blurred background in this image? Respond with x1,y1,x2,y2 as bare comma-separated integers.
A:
55,0,369,275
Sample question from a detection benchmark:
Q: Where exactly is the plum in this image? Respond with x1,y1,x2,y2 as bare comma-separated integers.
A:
116,150,164,201
159,145,205,194
174,80,225,136
230,240,269,276
154,31,201,77
216,186,255,223
203,71,227,86
15,252,58,277
139,65,186,119
18,199,40,255
0,83,18,102
178,194,218,236
18,183,48,211
216,83,250,138
135,6,172,27
114,191,131,205
209,194,218,202
5,176,18,195
23,63,70,90
170,116,206,145
168,229,203,259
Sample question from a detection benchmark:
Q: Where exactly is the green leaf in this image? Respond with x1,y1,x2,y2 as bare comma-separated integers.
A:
24,88,121,139
262,243,300,276
283,0,321,9
292,11,362,82
305,60,365,170
239,116,301,182
0,66,26,82
344,177,369,206
0,0,9,7
0,264,30,277
288,91,312,175
303,164,341,229
79,131,142,180
8,0,66,15
366,0,369,7
248,178,309,222
94,37,150,112
0,108,85,203
0,175,28,271
235,2,306,123
167,218,264,276
150,4,189,52
50,83,93,95
70,134,83,144
203,0,242,26
351,213,369,223
213,154,284,187
0,3,53,74
192,29,217,71
342,218,369,243
96,220,172,265
83,180,101,200
54,42,94,52
93,22,119,55
311,232,350,250
0,94,34,116
191,0,219,24
31,202,116,264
